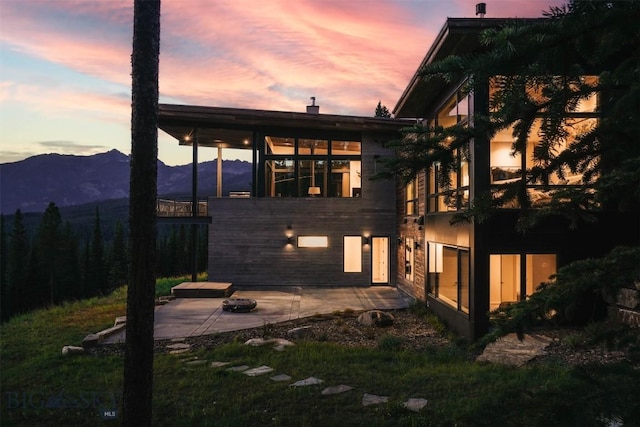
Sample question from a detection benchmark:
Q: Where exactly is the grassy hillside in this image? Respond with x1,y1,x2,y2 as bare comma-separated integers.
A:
1,281,639,426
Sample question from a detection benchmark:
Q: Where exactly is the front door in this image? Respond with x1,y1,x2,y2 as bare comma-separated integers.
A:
371,237,389,284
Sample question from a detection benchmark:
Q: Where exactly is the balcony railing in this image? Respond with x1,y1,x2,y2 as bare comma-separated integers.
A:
157,198,208,217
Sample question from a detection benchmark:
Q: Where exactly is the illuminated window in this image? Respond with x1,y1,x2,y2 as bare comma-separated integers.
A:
489,76,599,208
428,242,469,314
298,236,328,248
489,253,557,310
405,177,418,215
264,136,361,197
343,236,362,272
425,88,471,213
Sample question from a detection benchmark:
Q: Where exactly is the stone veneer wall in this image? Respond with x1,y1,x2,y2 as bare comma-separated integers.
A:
605,279,640,327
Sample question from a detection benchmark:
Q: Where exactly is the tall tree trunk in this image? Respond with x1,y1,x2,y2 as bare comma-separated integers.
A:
122,1,160,426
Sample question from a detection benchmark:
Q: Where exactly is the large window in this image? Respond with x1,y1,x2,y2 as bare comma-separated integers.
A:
264,136,361,197
428,242,470,314
426,89,471,213
489,253,557,310
344,236,362,273
489,76,599,208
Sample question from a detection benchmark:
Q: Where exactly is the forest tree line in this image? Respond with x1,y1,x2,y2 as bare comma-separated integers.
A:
0,201,207,322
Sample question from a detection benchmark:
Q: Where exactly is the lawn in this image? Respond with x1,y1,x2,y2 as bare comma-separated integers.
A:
1,280,639,427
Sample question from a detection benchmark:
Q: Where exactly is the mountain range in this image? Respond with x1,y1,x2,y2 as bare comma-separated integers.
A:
0,149,252,214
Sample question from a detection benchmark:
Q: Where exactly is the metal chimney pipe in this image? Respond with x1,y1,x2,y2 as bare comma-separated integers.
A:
476,3,486,18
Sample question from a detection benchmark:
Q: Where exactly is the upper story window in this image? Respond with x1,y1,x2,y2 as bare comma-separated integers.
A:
405,177,418,215
489,76,599,208
427,89,471,213
264,136,361,198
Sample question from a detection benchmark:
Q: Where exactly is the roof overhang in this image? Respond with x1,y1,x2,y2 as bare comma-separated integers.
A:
159,104,415,148
393,18,543,118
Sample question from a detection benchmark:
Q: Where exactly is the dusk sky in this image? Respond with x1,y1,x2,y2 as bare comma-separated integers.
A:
0,0,565,166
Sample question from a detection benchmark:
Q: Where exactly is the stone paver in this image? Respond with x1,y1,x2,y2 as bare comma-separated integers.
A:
403,398,428,412
476,333,553,366
362,393,388,406
290,377,324,387
243,365,275,376
270,374,292,382
321,385,354,395
210,361,230,368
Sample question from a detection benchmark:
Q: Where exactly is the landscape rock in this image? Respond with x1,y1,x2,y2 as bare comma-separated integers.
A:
286,326,315,340
82,333,101,348
357,310,395,327
476,333,552,367
62,346,86,356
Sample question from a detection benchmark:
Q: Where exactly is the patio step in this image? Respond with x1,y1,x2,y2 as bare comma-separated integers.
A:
171,282,234,298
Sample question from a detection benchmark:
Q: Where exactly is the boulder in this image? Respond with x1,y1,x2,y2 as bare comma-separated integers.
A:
62,345,86,356
357,310,395,327
286,326,315,339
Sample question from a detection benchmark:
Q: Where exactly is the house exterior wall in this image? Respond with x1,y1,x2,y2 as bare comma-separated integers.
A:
396,173,427,301
207,134,398,288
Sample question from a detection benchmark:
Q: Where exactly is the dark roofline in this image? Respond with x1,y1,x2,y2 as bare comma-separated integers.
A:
159,104,414,148
393,17,543,118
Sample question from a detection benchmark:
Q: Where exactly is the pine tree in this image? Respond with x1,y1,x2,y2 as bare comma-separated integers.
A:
123,0,160,424
91,206,108,293
375,101,391,118
2,209,31,320
108,221,128,288
36,202,62,305
57,222,81,301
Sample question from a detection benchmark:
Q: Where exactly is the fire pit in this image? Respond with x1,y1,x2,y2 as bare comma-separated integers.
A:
221,298,257,313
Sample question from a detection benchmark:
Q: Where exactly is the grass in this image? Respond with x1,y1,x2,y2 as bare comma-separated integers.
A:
1,285,639,426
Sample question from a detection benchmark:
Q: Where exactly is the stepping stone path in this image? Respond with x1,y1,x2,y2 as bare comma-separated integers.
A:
197,339,429,411
166,342,192,355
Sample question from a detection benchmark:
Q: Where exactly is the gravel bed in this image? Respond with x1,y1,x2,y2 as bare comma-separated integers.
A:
90,309,638,367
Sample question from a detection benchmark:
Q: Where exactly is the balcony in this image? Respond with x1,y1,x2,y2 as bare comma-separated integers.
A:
157,198,211,224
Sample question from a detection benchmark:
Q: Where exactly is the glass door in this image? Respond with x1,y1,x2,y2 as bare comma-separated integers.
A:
371,237,389,284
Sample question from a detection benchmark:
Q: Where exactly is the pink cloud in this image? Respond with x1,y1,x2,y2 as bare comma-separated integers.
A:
2,0,569,120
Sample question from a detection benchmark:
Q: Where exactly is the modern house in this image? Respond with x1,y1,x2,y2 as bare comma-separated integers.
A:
158,102,413,289
158,17,638,340
391,17,638,339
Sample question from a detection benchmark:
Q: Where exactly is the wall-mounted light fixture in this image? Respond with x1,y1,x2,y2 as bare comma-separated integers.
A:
362,236,370,245
287,236,294,245
397,237,403,246
414,240,421,250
